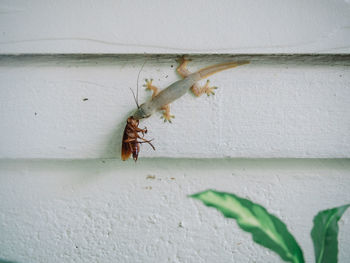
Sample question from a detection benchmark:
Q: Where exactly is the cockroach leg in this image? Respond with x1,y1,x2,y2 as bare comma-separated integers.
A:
121,116,155,161
139,139,155,151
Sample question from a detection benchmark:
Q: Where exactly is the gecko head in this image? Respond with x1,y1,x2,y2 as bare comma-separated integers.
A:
132,103,152,120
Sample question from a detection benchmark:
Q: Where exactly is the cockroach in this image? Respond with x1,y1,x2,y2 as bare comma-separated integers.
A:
121,59,155,161
121,116,155,161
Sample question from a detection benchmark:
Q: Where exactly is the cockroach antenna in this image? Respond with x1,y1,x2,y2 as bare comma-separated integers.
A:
130,58,148,108
129,87,139,108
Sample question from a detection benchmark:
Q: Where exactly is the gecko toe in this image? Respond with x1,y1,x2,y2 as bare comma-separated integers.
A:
161,113,175,123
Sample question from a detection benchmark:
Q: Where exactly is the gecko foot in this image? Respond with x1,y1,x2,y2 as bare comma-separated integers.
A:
161,112,175,123
143,79,159,98
176,55,192,65
160,104,175,123
203,80,218,96
176,56,192,78
143,79,154,90
191,79,218,97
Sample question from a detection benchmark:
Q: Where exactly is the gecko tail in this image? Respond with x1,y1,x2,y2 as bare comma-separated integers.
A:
196,60,249,80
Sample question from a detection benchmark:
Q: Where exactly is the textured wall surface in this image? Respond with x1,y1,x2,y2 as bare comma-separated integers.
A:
1,55,349,159
1,1,350,263
0,0,350,53
0,159,350,263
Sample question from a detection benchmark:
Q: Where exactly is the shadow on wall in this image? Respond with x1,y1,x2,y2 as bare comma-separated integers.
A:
103,109,135,158
0,259,19,263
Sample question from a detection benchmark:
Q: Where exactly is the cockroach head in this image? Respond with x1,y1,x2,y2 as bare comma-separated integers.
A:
127,116,139,126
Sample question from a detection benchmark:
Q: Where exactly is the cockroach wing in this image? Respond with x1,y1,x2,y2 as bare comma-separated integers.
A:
121,142,132,161
121,125,132,161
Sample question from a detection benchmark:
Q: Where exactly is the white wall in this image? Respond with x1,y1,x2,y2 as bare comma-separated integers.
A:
1,55,349,159
0,0,349,53
1,1,350,263
0,159,350,263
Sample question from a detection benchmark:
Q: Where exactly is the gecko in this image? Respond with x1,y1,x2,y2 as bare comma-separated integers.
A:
132,57,249,122
121,57,249,161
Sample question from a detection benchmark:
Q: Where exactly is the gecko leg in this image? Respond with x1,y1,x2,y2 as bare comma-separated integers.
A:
143,79,174,123
191,79,218,97
176,56,192,78
143,79,159,98
160,104,175,123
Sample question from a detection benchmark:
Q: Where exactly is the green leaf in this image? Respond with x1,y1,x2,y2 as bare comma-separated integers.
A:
311,204,350,263
190,189,304,263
